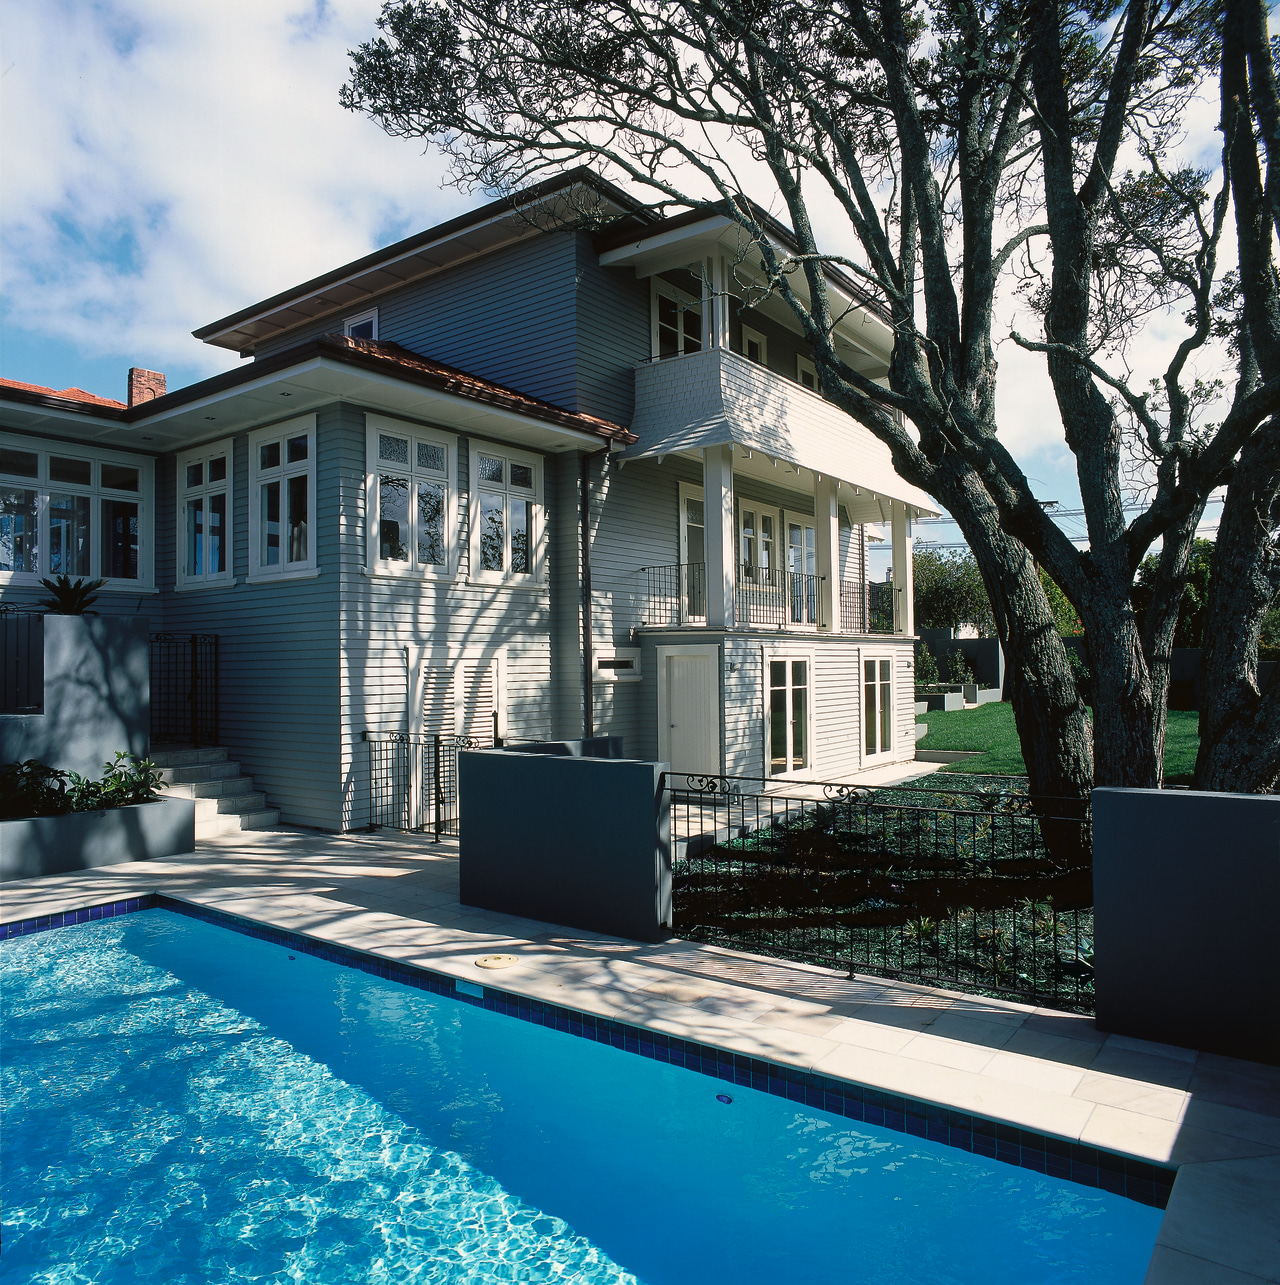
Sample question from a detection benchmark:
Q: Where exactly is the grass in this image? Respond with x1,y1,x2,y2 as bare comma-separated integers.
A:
916,700,1201,782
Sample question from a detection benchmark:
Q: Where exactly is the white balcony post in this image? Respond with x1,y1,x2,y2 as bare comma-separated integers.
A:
891,503,914,635
703,444,736,628
702,254,731,350
815,475,839,631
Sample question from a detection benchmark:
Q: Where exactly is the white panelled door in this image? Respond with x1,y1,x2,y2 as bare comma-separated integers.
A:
657,645,720,776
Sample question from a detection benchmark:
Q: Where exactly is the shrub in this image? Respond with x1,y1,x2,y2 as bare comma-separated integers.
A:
948,648,976,685
0,753,162,820
915,641,940,687
38,575,106,615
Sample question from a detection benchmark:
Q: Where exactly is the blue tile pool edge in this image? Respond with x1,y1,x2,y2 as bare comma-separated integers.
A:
1,892,1174,1210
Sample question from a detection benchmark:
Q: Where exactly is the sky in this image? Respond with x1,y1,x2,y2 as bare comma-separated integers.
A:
2,0,1228,562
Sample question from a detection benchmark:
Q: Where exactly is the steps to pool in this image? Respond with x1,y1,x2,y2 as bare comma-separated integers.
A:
150,745,280,838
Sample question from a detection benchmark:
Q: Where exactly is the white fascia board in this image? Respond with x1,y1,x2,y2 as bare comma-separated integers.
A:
598,215,735,271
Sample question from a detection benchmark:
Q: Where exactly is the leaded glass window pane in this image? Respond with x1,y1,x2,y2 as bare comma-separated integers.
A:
417,442,445,473
379,434,408,465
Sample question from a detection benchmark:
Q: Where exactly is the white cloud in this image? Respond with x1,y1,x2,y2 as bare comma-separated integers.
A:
1,0,471,380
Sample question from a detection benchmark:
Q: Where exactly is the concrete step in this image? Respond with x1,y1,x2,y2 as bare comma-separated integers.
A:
169,792,267,820
160,776,254,800
149,746,229,768
158,761,242,784
195,808,281,839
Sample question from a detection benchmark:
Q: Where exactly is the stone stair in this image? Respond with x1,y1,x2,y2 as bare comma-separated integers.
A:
150,746,281,839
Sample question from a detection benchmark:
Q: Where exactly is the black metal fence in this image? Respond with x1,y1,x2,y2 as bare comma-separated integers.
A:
150,634,219,745
640,562,706,624
0,607,43,714
640,562,824,627
668,774,1094,1012
364,724,497,839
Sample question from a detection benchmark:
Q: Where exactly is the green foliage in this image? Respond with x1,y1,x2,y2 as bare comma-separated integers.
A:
0,753,162,819
914,640,940,687
1039,568,1082,636
1066,648,1092,703
38,575,105,615
1132,538,1214,647
1261,602,1280,650
913,549,995,635
947,648,975,685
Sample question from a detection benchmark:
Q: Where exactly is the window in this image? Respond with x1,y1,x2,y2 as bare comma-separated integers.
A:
469,446,541,582
864,657,894,757
741,325,768,366
367,417,455,577
768,656,810,775
797,356,818,390
678,481,707,621
344,309,378,340
654,282,702,358
248,417,316,579
176,439,232,588
739,506,777,583
0,435,152,588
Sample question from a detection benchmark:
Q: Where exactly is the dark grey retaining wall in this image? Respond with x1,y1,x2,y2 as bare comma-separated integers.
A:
0,797,195,883
0,615,150,776
1093,786,1280,1065
458,750,671,942
918,628,1005,695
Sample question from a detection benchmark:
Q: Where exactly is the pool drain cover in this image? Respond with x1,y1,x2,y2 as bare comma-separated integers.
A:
475,954,519,970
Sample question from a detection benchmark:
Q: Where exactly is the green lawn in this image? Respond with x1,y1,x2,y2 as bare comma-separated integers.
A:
916,701,1200,783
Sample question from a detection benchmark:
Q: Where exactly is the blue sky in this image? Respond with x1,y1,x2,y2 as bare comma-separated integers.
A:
3,0,1225,550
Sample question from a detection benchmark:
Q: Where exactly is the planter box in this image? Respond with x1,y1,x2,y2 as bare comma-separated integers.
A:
0,797,195,883
920,691,966,712
962,685,1004,706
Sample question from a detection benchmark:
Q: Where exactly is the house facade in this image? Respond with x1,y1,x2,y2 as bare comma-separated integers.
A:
0,171,935,831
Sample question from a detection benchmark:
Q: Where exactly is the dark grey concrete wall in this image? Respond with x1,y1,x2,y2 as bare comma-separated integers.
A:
1093,786,1280,1064
459,750,671,942
918,628,1005,693
0,797,195,882
0,615,150,776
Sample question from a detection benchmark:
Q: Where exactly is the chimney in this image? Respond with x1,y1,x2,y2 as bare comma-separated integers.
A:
127,368,166,407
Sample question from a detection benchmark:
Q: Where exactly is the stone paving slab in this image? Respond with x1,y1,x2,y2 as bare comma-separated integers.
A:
2,825,1277,1284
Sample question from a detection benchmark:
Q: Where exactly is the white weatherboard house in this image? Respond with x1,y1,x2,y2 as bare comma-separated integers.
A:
0,170,936,832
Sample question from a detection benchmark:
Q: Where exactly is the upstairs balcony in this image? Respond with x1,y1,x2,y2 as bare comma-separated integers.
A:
639,563,903,634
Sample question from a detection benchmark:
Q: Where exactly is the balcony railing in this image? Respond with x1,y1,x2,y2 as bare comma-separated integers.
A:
640,564,826,629
839,580,901,634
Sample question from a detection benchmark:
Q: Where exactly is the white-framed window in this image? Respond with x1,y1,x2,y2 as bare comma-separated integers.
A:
344,309,378,340
678,480,707,621
248,416,316,580
741,324,768,366
797,355,818,390
653,281,703,359
766,652,813,776
786,510,819,626
175,439,233,588
366,417,456,578
863,654,894,758
0,434,154,589
469,445,541,583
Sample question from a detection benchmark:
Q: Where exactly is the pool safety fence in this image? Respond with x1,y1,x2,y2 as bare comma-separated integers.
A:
0,891,1173,1208
667,774,1094,1013
364,720,499,839
149,633,219,746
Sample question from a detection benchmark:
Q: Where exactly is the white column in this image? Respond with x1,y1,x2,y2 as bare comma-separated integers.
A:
703,444,736,628
891,503,914,635
814,475,839,631
703,254,731,349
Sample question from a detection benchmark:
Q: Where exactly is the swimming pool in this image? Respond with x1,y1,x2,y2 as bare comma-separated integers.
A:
2,906,1164,1283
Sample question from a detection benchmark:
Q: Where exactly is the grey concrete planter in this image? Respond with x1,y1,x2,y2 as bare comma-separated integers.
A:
0,797,195,883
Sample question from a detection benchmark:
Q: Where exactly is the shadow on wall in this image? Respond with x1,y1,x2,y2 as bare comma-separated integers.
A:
0,615,150,777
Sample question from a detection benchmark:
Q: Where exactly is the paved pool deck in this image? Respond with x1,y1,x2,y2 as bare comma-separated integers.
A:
3,827,1277,1284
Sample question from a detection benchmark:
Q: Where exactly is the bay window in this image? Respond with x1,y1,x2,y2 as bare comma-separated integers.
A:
248,417,315,580
367,417,455,577
0,435,152,588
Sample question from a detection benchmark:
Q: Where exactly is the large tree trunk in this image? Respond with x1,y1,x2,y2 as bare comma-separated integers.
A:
1195,422,1280,791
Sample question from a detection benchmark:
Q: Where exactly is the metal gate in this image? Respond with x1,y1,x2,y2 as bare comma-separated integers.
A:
150,633,219,745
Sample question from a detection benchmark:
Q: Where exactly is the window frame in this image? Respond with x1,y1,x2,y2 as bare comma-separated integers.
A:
365,415,457,580
861,651,896,762
797,355,818,391
741,324,768,366
467,443,543,586
174,438,234,590
247,416,317,582
762,646,817,780
344,308,378,340
0,433,155,591
652,280,704,359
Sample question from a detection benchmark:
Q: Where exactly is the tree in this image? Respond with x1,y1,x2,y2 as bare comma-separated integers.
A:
1133,538,1214,647
342,0,1280,805
913,549,996,635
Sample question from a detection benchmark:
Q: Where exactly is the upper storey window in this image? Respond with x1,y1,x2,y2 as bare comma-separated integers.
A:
248,417,316,580
344,309,378,340
0,435,153,589
654,282,702,358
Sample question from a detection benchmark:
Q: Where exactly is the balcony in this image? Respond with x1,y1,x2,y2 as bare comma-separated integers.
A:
640,564,900,634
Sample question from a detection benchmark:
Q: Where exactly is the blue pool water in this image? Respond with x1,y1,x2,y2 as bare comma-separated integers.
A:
1,911,1162,1283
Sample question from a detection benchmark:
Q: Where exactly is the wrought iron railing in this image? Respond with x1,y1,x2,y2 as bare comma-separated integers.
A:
364,718,498,839
868,581,900,633
150,634,219,745
640,563,823,628
0,606,43,714
667,773,1094,1012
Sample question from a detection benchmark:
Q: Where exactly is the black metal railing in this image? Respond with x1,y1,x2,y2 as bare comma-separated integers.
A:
640,563,823,628
0,606,44,714
365,719,498,839
868,581,900,633
150,634,219,745
668,773,1094,1012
